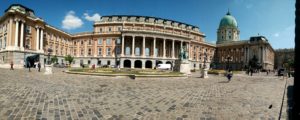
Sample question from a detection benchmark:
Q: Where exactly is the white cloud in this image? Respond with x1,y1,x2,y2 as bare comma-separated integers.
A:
83,13,101,22
273,33,280,37
62,11,83,30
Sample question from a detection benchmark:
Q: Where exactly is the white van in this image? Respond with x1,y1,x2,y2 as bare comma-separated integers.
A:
157,64,171,70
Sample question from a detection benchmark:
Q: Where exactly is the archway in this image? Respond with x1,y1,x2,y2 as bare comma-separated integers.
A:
134,60,142,68
145,60,152,68
123,60,131,68
156,61,163,66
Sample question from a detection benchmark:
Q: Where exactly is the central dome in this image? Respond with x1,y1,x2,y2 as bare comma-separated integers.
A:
219,12,237,28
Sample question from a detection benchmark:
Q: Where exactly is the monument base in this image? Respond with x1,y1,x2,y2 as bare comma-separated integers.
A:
201,68,209,78
180,62,191,75
44,64,53,75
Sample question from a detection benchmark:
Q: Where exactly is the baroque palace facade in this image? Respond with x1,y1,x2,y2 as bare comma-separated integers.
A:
0,4,215,69
214,12,275,70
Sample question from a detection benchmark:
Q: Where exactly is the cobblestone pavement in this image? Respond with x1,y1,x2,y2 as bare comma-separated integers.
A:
0,68,291,120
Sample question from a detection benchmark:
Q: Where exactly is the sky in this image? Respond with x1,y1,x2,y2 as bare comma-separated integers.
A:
0,0,295,49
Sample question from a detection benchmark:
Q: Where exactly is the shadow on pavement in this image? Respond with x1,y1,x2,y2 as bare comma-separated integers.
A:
218,81,229,83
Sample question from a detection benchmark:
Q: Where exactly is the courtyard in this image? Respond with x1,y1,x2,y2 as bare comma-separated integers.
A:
0,68,292,120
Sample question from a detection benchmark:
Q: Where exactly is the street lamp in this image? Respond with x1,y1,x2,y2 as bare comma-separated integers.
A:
201,52,209,78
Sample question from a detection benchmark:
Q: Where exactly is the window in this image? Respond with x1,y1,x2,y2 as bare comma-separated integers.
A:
88,40,92,45
97,60,101,65
106,48,111,56
26,26,31,33
116,47,121,54
81,49,84,56
99,28,102,32
98,48,102,55
81,40,84,45
116,38,121,44
88,48,92,56
98,39,102,45
229,36,231,39
0,38,2,48
74,49,77,56
135,47,140,56
88,60,91,64
106,38,111,45
107,60,110,65
145,48,150,56
118,27,122,31
125,47,130,55
74,41,76,45
108,27,112,32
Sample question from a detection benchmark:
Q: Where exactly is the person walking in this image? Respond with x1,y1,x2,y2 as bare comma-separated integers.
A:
10,61,14,70
38,62,41,72
226,69,233,82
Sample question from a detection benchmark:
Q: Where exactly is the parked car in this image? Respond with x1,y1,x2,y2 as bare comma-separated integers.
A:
157,64,171,70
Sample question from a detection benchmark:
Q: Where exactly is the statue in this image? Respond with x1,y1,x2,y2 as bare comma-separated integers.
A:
179,45,189,61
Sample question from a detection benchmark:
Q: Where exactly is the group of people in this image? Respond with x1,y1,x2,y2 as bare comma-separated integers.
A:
10,61,41,72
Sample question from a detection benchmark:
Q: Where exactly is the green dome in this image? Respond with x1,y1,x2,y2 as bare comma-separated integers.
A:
219,12,237,28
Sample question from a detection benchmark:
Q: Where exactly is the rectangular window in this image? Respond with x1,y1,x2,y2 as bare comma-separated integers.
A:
106,38,111,45
0,38,2,48
99,28,102,32
106,48,111,56
98,39,102,45
88,48,92,56
81,49,84,56
108,27,112,32
116,38,121,44
118,27,122,31
97,60,101,65
98,48,102,55
116,47,121,54
88,40,92,45
88,60,91,64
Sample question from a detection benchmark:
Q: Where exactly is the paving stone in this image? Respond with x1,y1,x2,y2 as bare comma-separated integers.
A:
0,68,291,120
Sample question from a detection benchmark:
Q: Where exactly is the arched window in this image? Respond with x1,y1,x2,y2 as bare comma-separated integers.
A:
125,47,130,55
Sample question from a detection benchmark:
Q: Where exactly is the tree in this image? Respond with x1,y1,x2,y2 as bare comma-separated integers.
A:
51,55,58,64
64,55,74,64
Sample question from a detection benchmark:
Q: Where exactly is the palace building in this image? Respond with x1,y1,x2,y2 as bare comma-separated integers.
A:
214,11,275,70
0,4,215,69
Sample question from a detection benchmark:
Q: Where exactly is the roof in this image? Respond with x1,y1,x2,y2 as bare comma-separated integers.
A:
101,15,199,29
4,4,34,13
219,11,238,28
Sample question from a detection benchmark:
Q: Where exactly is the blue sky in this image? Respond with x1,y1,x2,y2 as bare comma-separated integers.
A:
0,0,295,49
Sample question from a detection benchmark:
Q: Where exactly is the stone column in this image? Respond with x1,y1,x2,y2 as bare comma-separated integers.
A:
121,35,125,56
163,38,166,58
142,36,145,57
172,40,175,58
36,27,40,51
14,19,19,48
153,37,156,57
132,36,135,57
180,41,183,49
40,29,44,52
20,21,24,50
